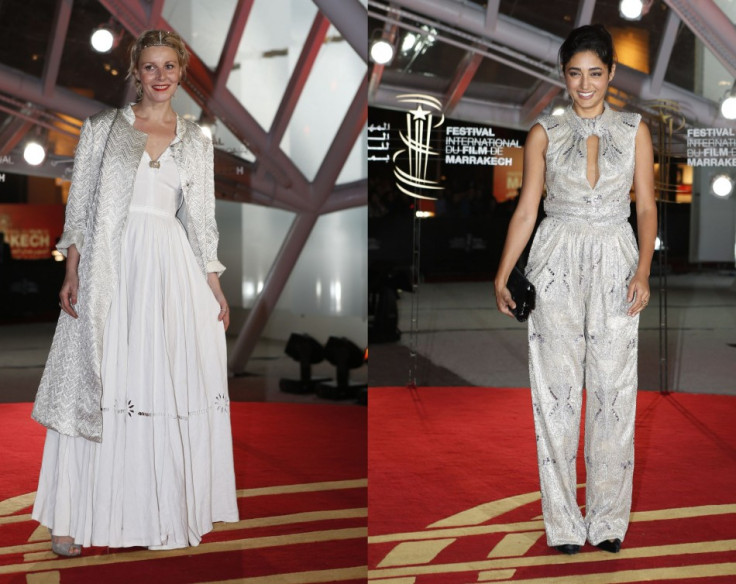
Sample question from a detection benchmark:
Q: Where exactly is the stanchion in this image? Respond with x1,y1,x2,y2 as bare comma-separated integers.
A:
408,206,421,388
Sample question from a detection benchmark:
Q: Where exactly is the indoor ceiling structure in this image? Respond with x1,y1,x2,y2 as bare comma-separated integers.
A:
0,0,368,372
367,0,736,144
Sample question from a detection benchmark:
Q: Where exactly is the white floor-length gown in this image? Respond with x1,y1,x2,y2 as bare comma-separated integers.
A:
32,142,239,549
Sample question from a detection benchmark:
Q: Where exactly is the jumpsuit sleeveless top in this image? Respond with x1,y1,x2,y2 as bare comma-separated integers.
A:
525,103,642,289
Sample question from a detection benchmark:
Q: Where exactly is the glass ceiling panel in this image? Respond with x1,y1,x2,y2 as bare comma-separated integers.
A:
280,24,366,181
163,0,238,69
57,0,133,108
226,0,318,132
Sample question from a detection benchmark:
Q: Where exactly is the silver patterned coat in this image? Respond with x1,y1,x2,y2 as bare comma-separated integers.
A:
32,105,225,442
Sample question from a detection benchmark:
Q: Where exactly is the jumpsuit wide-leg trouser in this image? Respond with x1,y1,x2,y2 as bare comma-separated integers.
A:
526,216,639,547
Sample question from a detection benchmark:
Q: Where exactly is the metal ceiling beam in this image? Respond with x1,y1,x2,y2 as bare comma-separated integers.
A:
0,101,79,140
374,0,725,127
312,0,368,63
650,9,681,95
0,115,36,157
42,0,73,97
213,0,255,96
664,0,736,78
520,82,562,125
0,62,106,121
443,48,483,117
575,0,597,27
484,0,500,33
320,179,368,214
146,0,165,26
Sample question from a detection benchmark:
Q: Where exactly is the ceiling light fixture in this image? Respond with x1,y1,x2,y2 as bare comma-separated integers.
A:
370,28,396,65
91,22,122,53
24,141,46,166
91,27,114,53
619,0,653,21
370,38,395,65
721,82,736,120
711,174,733,198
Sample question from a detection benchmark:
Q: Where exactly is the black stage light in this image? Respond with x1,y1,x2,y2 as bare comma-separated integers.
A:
315,336,367,400
279,333,329,394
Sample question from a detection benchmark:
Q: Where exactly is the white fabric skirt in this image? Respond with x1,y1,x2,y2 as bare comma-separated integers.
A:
32,202,239,549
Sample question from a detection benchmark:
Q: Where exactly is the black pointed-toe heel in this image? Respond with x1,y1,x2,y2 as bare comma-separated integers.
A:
596,538,622,553
555,544,581,555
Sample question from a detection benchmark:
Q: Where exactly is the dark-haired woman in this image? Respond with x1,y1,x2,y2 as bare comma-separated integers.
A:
495,24,656,555
31,30,239,556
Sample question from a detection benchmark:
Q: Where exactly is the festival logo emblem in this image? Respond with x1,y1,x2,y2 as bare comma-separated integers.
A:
393,94,445,200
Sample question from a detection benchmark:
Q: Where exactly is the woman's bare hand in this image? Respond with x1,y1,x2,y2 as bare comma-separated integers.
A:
494,281,517,318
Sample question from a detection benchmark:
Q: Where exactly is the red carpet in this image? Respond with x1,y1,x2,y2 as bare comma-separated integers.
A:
0,402,366,584
369,387,736,583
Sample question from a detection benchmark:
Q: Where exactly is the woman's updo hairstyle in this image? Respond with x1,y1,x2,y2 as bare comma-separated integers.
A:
127,30,190,99
558,24,615,72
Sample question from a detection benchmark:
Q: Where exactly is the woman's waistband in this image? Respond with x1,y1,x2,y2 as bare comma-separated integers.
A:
543,211,630,228
128,205,175,218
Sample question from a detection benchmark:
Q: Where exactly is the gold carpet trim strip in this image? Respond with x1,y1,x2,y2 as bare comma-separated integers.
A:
0,493,35,517
212,508,367,531
367,539,736,579
0,513,31,526
196,565,367,584
477,569,517,581
477,561,736,583
25,571,60,584
377,539,456,568
428,492,542,528
237,479,367,498
487,532,546,558
369,504,736,544
0,527,367,575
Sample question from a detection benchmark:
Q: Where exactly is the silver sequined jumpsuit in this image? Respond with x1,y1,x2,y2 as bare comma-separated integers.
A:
526,103,641,547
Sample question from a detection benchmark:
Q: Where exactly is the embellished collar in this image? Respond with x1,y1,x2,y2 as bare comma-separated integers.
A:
565,102,612,138
120,103,185,145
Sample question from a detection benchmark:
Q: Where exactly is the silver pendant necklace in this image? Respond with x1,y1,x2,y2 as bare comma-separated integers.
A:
149,159,161,169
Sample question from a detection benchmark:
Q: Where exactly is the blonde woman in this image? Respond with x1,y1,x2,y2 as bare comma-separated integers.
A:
32,30,238,555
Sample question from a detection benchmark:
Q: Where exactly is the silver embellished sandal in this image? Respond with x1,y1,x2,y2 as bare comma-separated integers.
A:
50,533,82,557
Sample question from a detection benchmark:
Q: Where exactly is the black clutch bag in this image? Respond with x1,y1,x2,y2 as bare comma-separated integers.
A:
507,266,536,322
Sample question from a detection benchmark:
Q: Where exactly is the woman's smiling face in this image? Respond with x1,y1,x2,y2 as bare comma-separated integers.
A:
564,50,615,118
135,46,181,104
